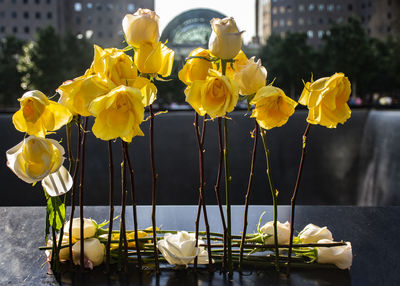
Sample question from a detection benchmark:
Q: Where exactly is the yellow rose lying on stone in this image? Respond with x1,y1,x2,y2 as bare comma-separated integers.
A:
122,8,160,48
208,17,243,60
12,90,72,137
6,136,72,196
134,41,174,77
250,86,297,130
233,57,267,96
89,85,144,142
185,69,239,119
91,45,137,88
299,73,351,128
179,48,213,85
109,231,149,250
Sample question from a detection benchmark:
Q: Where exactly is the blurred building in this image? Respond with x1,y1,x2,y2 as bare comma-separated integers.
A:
160,8,226,59
0,0,154,46
260,0,400,46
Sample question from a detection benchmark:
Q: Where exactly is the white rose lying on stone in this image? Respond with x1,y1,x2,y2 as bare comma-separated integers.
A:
299,223,333,243
72,238,105,269
317,239,353,270
157,231,210,266
260,221,291,244
64,218,97,240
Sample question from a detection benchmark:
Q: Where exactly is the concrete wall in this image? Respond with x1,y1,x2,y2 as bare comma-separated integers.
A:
1,109,399,206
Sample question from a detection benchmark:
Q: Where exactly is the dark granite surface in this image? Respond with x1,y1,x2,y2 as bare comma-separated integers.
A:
1,205,399,285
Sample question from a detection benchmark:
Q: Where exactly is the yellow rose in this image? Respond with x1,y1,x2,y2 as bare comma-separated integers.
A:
250,86,298,130
134,42,174,77
131,76,157,107
122,8,160,47
88,85,145,142
185,69,239,119
12,90,72,137
299,73,351,128
223,49,248,78
6,136,72,196
91,45,137,87
72,238,105,268
178,48,213,85
233,57,267,95
208,17,243,59
57,73,110,117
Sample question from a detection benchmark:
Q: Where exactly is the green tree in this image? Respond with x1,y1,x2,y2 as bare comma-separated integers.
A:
321,18,371,99
17,26,92,97
260,33,314,99
0,36,25,108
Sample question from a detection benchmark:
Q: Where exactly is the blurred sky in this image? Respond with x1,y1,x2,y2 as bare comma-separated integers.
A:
155,0,256,44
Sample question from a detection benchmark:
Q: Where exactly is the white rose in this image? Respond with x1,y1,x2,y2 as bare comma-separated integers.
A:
208,17,243,59
299,223,333,244
6,136,72,197
260,221,290,244
72,238,105,269
45,234,71,262
157,231,210,266
122,8,160,47
317,239,353,269
233,57,267,95
64,218,97,240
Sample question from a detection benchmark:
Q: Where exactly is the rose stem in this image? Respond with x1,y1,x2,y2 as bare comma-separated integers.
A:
194,113,212,270
194,193,201,271
224,117,233,278
239,121,259,271
287,123,311,272
123,141,142,269
149,104,160,273
220,59,233,278
106,140,114,272
260,128,279,271
55,120,75,269
119,142,128,272
69,115,81,263
215,117,227,270
79,117,88,271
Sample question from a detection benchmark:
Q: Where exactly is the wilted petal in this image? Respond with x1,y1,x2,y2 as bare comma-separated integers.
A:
42,165,72,197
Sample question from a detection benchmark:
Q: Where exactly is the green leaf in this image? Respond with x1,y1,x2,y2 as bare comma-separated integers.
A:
46,196,65,232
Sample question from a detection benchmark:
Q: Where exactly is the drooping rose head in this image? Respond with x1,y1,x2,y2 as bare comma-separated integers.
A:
6,136,64,184
185,69,239,119
122,8,160,47
299,73,351,128
208,17,243,59
57,73,110,117
234,57,267,95
89,85,145,142
12,90,72,137
250,86,298,130
317,239,353,269
178,48,213,85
